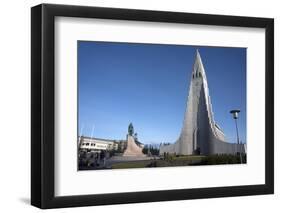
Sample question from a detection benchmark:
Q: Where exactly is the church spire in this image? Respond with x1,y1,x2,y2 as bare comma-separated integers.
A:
192,49,206,79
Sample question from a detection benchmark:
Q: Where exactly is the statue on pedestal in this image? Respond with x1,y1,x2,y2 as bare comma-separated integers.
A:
124,123,145,157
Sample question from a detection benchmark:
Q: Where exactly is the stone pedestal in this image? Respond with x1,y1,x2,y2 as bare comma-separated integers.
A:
123,135,145,157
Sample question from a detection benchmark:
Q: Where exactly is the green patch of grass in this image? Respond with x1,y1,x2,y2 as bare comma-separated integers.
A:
111,156,205,169
192,154,247,165
110,154,246,169
111,160,152,169
171,155,206,160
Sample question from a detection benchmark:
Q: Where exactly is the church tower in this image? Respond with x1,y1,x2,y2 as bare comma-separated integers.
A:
160,49,245,155
177,49,225,155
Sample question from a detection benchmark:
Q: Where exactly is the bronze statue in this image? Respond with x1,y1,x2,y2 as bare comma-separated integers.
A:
128,123,134,136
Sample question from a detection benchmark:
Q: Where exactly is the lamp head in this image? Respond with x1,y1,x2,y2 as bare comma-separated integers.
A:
230,109,240,119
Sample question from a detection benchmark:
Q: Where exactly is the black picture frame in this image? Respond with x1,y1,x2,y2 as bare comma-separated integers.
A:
31,3,274,209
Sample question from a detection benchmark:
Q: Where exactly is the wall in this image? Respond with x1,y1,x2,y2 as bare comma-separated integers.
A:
0,0,279,212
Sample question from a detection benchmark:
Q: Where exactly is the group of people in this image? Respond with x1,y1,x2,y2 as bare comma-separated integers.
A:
78,150,110,169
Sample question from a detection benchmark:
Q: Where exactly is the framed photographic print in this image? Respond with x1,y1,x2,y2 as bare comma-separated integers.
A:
31,4,274,209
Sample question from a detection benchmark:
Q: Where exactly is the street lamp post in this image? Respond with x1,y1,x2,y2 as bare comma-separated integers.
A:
230,109,243,164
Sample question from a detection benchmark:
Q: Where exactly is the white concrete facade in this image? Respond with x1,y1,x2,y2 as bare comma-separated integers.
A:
160,50,246,155
79,136,119,151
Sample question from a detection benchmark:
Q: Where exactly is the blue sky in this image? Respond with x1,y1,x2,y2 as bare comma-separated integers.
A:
78,41,246,144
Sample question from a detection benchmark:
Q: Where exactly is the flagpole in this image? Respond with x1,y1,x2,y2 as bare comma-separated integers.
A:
90,124,95,139
78,123,84,170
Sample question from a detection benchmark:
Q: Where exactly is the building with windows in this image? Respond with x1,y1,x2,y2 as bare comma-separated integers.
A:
79,136,121,151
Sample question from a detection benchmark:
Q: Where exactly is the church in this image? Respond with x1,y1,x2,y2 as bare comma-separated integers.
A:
160,50,246,155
